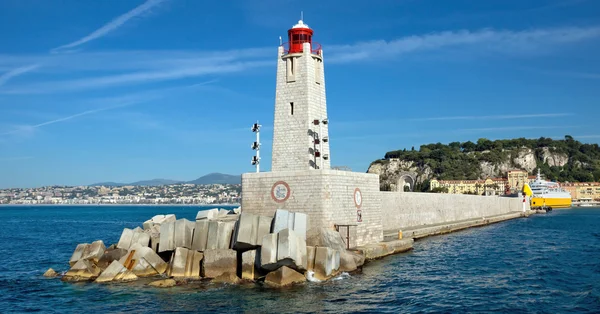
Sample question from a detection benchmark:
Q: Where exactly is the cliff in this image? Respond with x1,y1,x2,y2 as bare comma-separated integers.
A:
367,136,600,191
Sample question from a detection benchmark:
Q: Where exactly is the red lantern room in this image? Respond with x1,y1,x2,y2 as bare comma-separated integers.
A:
286,20,320,54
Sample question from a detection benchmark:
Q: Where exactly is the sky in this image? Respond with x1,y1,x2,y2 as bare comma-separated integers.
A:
1,0,600,188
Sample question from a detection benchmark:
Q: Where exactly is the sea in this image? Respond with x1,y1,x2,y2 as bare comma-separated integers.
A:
0,205,599,313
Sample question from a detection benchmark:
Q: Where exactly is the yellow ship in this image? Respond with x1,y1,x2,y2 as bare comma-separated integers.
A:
523,169,572,209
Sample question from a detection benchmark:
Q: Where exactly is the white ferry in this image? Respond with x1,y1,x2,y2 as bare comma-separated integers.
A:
523,169,572,209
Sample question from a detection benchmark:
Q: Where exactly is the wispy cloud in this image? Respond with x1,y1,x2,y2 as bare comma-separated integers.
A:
327,25,600,62
411,113,574,121
52,0,167,53
455,125,582,133
0,64,39,87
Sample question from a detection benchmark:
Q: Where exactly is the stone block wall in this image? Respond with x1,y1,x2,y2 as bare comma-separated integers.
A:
380,192,522,231
241,170,382,247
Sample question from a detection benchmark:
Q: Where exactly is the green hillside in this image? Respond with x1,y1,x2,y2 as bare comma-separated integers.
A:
371,136,600,183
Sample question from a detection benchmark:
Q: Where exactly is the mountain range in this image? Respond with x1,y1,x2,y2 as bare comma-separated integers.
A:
90,173,241,187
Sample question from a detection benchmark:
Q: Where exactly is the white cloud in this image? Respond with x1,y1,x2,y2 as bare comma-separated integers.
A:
327,25,600,62
0,64,39,87
52,0,167,52
411,113,574,121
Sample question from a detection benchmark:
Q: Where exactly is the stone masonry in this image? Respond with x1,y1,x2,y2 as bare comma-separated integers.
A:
272,42,330,171
242,21,382,248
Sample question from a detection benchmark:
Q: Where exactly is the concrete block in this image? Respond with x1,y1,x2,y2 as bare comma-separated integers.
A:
260,234,278,270
291,212,307,240
233,207,241,214
69,243,88,267
313,247,336,281
95,260,137,283
232,213,258,250
97,248,128,270
241,250,259,280
276,229,306,271
217,221,235,250
205,221,219,250
191,220,209,251
120,243,168,277
62,259,101,282
143,214,176,230
257,216,273,243
130,231,150,248
264,266,306,288
117,228,134,250
272,209,307,240
202,249,237,278
145,225,161,252
168,247,189,278
272,209,289,234
196,208,219,221
158,221,175,252
307,246,316,272
81,240,105,264
174,218,194,249
218,209,229,218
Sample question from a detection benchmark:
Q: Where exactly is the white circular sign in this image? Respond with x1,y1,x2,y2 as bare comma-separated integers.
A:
354,188,362,208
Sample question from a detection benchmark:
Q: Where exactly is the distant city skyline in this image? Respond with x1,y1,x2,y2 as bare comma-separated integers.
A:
1,0,600,188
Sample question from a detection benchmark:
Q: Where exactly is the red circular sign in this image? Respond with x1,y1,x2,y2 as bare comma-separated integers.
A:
354,188,362,208
271,181,291,203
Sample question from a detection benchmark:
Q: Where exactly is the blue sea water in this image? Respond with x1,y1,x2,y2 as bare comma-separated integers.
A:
0,205,599,313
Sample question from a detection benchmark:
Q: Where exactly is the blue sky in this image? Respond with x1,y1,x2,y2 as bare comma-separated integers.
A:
1,0,600,188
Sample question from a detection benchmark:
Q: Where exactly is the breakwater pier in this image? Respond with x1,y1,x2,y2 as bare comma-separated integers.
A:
2,205,598,312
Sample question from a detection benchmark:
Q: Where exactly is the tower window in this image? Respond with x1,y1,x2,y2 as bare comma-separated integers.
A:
290,102,294,115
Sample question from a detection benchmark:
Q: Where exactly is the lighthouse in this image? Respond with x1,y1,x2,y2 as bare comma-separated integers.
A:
271,19,330,171
242,19,383,247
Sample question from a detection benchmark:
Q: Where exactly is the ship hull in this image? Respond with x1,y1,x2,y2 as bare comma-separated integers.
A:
531,197,572,209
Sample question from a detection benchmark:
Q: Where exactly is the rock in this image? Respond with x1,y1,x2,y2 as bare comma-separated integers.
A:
202,249,237,278
69,243,89,267
174,219,194,249
148,279,176,288
306,228,347,252
167,247,203,278
264,266,306,288
120,243,168,277
352,251,365,267
191,220,209,251
212,273,241,284
43,268,58,277
196,208,219,221
261,229,307,272
272,209,307,240
232,213,273,251
97,248,128,270
62,259,102,282
241,250,259,280
95,260,138,283
158,221,175,252
143,214,176,230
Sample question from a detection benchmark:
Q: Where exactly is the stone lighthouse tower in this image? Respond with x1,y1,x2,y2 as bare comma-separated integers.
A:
271,19,330,171
241,19,383,247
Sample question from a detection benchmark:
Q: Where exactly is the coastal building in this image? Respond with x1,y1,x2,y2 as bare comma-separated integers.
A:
562,182,600,201
507,169,529,192
430,178,507,195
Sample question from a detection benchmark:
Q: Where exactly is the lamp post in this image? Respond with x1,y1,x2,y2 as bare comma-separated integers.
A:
251,121,261,173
